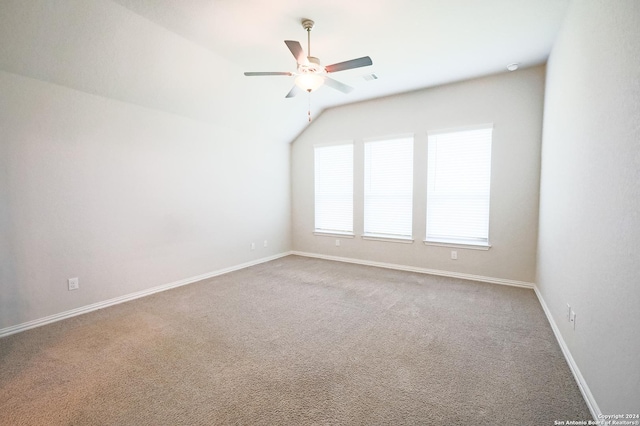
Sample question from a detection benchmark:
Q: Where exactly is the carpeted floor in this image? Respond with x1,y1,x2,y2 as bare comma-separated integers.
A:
0,255,591,425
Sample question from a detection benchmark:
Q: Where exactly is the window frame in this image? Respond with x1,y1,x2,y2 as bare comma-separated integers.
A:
424,124,493,249
362,135,415,243
313,141,355,237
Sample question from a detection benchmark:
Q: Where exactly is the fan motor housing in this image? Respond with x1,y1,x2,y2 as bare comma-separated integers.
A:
299,56,324,74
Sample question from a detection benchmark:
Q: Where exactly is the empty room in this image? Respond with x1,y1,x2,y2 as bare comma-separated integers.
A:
1,0,638,424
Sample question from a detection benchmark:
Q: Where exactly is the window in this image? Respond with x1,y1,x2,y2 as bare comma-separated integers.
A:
314,143,353,234
426,126,492,246
364,136,414,240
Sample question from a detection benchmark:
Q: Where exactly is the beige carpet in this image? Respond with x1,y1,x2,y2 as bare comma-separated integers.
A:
1,255,591,425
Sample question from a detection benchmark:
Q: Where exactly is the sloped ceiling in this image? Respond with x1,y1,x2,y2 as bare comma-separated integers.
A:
0,0,570,143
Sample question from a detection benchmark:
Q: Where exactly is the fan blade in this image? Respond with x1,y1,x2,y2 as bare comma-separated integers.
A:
284,40,308,65
323,77,354,94
285,85,301,98
244,72,292,76
325,56,373,73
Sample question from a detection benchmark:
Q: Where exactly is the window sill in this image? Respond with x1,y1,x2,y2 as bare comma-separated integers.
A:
423,240,491,251
313,231,355,238
362,234,414,244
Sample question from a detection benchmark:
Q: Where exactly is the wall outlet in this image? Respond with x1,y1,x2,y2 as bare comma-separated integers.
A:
566,303,571,322
68,277,79,291
250,242,255,250
263,240,268,248
451,250,458,260
570,309,576,330
335,239,340,247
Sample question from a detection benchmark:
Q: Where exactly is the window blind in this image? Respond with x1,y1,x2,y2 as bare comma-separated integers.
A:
314,143,354,234
364,137,414,239
426,126,492,245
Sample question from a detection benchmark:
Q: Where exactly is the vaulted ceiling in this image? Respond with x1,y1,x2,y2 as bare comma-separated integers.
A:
0,0,570,143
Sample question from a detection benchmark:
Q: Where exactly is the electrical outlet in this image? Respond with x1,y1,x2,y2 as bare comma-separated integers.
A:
68,277,79,291
263,240,268,248
570,309,576,330
451,251,458,260
250,242,255,250
335,239,340,247
566,303,571,322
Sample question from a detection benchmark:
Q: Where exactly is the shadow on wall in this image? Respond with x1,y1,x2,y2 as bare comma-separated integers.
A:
0,186,25,331
0,141,31,332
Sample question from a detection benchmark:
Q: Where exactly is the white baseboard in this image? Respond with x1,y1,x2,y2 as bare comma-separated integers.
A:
533,285,601,420
0,252,291,339
291,251,534,289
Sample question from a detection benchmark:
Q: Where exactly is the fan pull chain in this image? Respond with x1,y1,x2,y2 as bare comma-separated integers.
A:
308,91,312,122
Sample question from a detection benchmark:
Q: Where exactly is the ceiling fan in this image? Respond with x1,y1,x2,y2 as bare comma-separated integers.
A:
244,19,373,98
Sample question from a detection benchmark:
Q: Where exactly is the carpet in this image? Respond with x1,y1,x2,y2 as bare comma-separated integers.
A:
0,255,591,425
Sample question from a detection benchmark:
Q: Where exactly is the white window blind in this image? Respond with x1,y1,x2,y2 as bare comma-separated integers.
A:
314,143,353,234
364,137,414,239
426,126,492,246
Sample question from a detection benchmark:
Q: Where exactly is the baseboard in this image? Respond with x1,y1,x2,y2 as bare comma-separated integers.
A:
0,252,291,339
290,251,534,289
533,285,602,420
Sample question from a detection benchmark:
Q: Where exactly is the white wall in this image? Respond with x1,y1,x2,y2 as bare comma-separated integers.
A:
0,71,291,330
0,0,293,332
537,0,640,415
291,66,545,283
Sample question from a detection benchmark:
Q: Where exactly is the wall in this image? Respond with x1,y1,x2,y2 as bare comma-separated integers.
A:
0,0,293,333
537,0,640,415
0,71,291,331
291,66,545,283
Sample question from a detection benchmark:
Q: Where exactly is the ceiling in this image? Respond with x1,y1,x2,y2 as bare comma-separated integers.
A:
0,0,570,143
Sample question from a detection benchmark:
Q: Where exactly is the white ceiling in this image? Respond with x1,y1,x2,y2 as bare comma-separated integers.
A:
0,0,570,143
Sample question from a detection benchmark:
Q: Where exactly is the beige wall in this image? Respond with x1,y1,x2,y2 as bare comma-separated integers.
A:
291,66,545,283
537,0,640,414
0,71,291,330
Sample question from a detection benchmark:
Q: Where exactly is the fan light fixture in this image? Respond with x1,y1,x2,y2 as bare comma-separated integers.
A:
243,18,374,121
295,73,324,92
